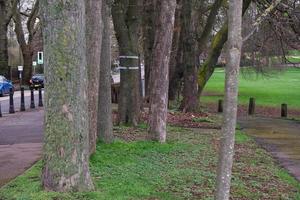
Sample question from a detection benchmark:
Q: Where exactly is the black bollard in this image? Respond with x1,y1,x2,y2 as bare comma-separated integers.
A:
20,87,25,111
30,88,35,109
248,97,255,115
9,88,15,114
218,99,223,113
0,102,2,117
38,87,43,107
281,104,287,118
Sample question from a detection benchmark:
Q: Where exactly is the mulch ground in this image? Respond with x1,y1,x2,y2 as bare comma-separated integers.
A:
113,109,221,130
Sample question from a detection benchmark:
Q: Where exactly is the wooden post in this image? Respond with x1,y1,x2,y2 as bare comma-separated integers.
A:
248,97,255,115
281,103,287,118
218,99,223,113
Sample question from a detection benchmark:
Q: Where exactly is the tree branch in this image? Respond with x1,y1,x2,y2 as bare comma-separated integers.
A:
243,0,282,42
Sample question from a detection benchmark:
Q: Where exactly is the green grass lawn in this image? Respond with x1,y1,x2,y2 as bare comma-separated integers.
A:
202,68,300,109
1,125,300,199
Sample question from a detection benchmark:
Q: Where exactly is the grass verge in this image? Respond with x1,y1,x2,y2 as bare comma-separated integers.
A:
0,126,300,199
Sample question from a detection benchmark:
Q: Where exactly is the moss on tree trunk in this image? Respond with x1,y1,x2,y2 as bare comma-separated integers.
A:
41,0,94,192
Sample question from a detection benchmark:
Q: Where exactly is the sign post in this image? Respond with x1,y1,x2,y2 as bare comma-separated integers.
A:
18,65,23,86
37,52,43,64
33,61,37,75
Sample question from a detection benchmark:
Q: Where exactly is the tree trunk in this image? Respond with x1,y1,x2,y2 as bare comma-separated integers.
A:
86,0,103,154
197,0,252,99
0,1,9,77
179,0,199,112
142,0,155,99
98,0,113,143
41,0,94,192
148,0,176,143
168,0,183,101
22,48,33,85
215,0,243,199
112,0,141,126
0,23,8,77
13,1,39,85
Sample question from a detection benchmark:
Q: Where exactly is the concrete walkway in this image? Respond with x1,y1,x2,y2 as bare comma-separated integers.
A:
239,117,300,181
0,109,43,187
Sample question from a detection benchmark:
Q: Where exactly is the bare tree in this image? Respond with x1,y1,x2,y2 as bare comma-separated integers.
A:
148,0,176,143
86,0,103,154
215,0,243,199
41,0,94,191
13,0,39,84
98,0,113,143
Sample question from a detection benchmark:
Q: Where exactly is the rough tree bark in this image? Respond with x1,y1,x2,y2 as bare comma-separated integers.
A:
148,0,176,143
0,0,16,77
215,0,243,199
86,0,103,154
179,0,199,112
112,0,141,126
13,0,39,84
180,0,223,112
0,1,9,77
168,0,183,101
41,0,94,192
98,0,113,143
142,0,155,99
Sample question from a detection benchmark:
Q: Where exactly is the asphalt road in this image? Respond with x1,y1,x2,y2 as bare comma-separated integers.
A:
0,90,43,114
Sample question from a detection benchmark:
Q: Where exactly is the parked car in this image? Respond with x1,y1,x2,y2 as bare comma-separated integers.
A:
0,75,14,97
29,74,44,90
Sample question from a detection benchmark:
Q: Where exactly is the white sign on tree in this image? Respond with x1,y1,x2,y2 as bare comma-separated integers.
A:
18,66,23,71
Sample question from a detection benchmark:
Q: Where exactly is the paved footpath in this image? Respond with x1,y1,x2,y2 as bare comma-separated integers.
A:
0,109,43,187
239,117,300,181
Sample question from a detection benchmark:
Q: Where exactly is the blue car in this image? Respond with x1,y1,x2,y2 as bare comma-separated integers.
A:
0,76,14,97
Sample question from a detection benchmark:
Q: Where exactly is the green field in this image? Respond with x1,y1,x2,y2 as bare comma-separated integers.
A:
202,68,300,109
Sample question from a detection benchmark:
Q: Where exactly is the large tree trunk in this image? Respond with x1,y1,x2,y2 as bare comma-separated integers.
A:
148,0,176,143
168,0,183,101
179,0,199,112
86,0,103,154
98,0,113,143
41,0,94,192
112,0,141,126
0,1,9,77
215,0,243,199
197,0,252,99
